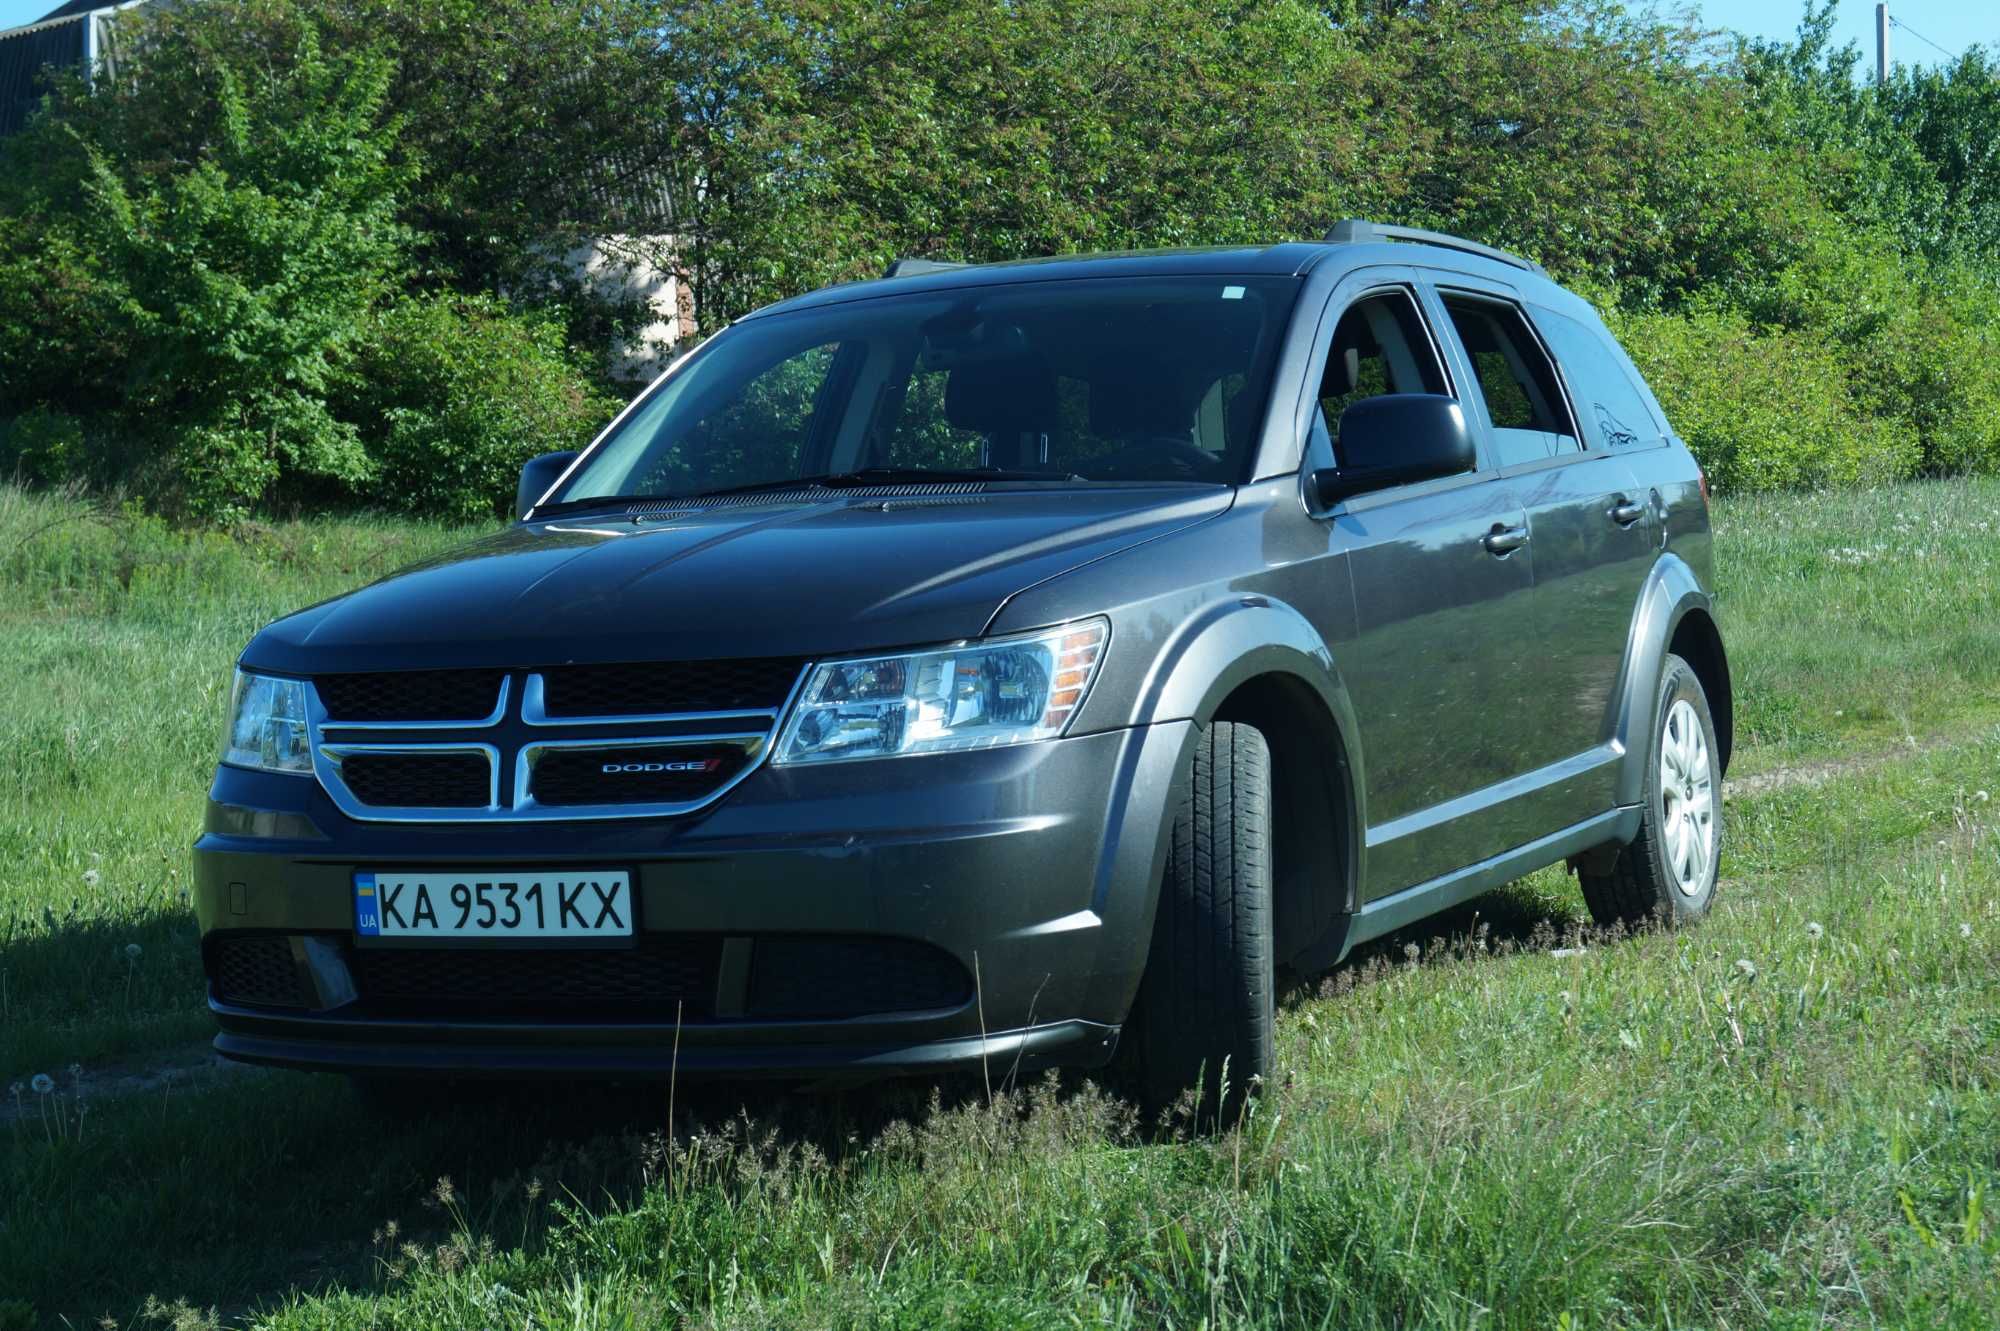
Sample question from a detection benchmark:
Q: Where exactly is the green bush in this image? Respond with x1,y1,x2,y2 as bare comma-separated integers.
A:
0,10,406,520
1610,308,1917,494
336,295,617,520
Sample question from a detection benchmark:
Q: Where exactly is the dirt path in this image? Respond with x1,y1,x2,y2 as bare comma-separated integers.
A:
1723,724,1988,802
4,1041,259,1124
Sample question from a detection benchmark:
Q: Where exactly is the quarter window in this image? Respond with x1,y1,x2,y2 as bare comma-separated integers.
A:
1440,295,1580,466
1529,307,1664,450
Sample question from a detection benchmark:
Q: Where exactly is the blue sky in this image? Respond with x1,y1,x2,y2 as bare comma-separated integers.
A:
1,0,1993,67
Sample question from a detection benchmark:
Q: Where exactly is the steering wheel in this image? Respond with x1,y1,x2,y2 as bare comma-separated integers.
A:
1088,436,1221,480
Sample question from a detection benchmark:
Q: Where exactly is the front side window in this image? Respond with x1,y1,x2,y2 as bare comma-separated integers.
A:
1311,289,1449,469
551,277,1300,504
1440,294,1580,466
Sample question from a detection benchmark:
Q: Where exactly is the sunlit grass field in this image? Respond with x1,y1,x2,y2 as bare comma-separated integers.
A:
2,479,1997,1329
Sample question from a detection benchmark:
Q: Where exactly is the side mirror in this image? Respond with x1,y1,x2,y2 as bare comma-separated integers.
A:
516,450,580,520
1310,394,1475,509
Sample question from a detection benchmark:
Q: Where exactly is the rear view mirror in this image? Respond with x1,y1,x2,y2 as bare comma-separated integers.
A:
1310,394,1475,508
516,451,580,520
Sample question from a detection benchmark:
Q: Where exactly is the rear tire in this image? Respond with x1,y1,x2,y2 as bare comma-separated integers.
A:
1581,653,1721,927
1116,721,1274,1127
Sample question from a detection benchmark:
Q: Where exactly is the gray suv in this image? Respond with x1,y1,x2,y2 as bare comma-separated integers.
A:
194,221,1730,1112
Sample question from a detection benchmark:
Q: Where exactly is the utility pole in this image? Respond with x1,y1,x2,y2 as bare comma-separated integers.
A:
1876,3,1891,84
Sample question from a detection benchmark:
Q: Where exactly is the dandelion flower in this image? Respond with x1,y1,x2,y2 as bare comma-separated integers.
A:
82,869,100,888
1806,921,1824,941
30,1073,54,1094
125,943,142,961
1734,959,1757,980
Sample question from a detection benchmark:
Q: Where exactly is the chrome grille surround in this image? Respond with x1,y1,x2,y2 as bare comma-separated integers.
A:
306,665,806,823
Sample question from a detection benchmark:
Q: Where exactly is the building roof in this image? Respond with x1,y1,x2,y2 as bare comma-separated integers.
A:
0,9,87,136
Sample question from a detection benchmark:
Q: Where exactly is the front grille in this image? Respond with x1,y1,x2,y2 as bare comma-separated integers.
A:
316,669,505,722
746,936,973,1019
539,659,804,718
340,752,491,807
528,745,752,806
348,937,722,1019
208,936,310,1009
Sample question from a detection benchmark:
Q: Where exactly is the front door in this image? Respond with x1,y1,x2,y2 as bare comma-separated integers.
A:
1301,278,1540,897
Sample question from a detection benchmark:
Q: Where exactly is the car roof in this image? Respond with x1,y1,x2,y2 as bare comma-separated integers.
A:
743,239,1587,322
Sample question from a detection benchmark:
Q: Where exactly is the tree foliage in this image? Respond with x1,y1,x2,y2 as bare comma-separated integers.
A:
2,0,1999,514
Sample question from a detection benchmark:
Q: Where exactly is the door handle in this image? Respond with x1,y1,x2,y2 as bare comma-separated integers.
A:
1481,523,1529,556
1608,496,1646,526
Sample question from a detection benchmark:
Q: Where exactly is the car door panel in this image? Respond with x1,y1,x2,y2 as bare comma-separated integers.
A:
1294,271,1553,899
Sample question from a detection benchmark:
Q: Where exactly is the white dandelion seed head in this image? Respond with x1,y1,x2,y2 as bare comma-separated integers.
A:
30,1073,55,1094
125,942,142,961
1962,923,1974,939
7,1081,21,1098
1558,989,1574,1006
1734,959,1757,980
81,869,101,888
1805,921,1824,941
1977,790,1991,803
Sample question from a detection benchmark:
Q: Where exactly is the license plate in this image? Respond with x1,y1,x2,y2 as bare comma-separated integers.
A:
354,869,633,940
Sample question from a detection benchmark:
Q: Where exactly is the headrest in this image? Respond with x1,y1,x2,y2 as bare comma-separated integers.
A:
944,355,1058,434
1322,343,1362,397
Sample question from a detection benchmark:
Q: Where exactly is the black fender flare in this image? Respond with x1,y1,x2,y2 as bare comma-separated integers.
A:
1117,595,1368,926
1611,553,1727,808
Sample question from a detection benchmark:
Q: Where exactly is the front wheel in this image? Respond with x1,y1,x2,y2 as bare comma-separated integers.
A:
1581,653,1721,926
1115,721,1274,1126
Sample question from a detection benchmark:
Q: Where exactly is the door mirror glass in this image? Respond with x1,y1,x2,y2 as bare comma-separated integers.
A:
1310,394,1475,507
516,450,581,520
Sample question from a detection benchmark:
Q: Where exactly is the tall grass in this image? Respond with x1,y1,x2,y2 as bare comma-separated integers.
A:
1,480,1998,1328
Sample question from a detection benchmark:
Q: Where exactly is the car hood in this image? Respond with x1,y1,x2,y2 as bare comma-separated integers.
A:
242,487,1230,674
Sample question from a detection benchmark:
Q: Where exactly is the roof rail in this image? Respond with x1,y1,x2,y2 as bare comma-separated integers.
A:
882,257,968,279
1323,219,1546,277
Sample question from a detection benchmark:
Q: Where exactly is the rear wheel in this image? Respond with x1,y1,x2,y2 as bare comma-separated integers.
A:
1116,721,1274,1127
1581,653,1721,926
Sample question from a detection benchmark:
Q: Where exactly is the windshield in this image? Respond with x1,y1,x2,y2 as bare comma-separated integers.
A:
552,276,1300,503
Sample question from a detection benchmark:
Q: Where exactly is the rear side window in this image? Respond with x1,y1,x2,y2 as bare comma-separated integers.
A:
1313,288,1449,468
1439,294,1579,466
1529,306,1664,450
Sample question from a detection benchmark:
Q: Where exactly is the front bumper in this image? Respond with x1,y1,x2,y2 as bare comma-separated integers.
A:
193,722,1192,1080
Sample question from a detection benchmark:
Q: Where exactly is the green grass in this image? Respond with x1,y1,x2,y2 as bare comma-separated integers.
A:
2,479,1998,1329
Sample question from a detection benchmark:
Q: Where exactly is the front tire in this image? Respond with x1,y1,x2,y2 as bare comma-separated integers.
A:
1116,721,1274,1126
1581,653,1721,926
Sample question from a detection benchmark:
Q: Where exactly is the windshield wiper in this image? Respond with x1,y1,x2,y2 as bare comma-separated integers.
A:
533,467,1087,517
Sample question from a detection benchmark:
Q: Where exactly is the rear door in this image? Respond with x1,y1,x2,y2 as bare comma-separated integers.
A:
1424,277,1656,826
1302,272,1540,898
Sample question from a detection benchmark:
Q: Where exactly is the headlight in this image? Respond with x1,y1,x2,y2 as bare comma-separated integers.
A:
773,619,1108,765
221,670,313,775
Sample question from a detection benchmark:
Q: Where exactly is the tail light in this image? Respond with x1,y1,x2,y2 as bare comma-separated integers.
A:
1697,468,1710,507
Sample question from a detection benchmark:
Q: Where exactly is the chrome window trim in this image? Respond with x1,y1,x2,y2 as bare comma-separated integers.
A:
519,672,783,728
316,676,511,731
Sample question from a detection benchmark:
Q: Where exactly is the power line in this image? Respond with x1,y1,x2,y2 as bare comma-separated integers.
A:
1888,16,1960,64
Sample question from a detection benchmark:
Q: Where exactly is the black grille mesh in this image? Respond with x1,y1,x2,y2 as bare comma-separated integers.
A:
529,746,751,806
539,659,804,718
349,937,721,1017
316,670,505,722
340,752,491,807
747,937,972,1018
208,936,310,1009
